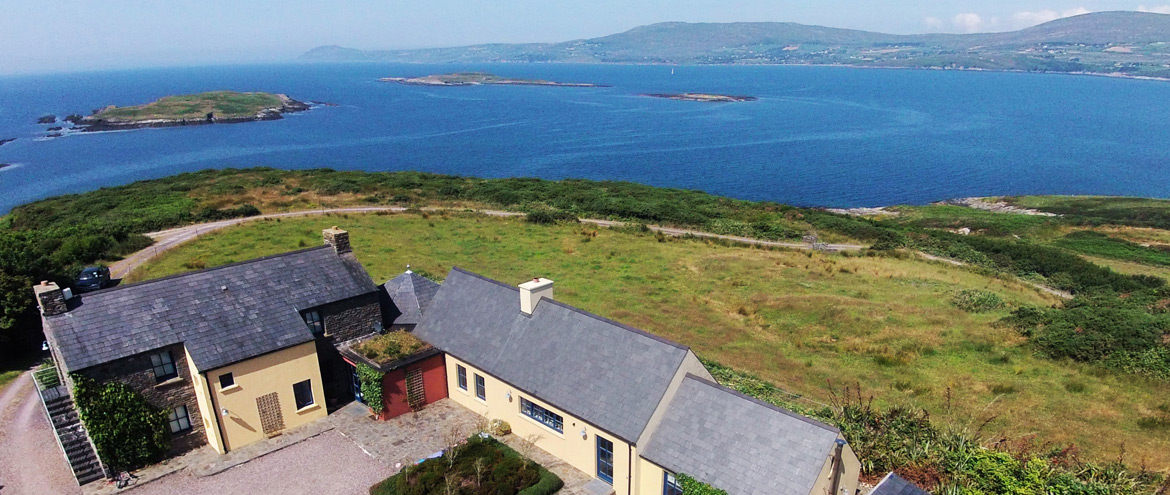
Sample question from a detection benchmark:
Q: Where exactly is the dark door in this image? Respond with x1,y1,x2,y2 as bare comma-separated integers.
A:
596,435,614,484
350,364,364,404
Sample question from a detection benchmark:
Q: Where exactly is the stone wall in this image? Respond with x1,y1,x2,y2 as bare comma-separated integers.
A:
313,291,382,408
78,344,207,454
320,292,381,344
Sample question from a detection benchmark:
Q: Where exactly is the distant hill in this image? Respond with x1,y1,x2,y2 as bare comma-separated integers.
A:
301,11,1170,78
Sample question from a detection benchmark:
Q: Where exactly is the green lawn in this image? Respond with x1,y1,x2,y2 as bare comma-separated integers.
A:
93,91,286,122
126,211,1170,467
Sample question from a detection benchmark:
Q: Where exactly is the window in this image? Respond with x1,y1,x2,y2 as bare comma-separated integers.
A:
474,374,486,400
457,365,467,390
150,351,177,382
520,397,563,433
304,310,324,336
219,373,234,389
597,435,614,484
293,379,315,409
663,473,683,495
168,405,191,433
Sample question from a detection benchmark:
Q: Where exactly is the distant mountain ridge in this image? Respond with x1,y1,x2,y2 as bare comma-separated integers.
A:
302,11,1170,79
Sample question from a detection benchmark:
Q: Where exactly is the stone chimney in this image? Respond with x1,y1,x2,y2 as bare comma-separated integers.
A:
33,281,67,316
519,278,554,315
323,226,351,255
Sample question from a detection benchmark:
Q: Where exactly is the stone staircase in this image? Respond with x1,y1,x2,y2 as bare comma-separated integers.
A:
37,380,106,485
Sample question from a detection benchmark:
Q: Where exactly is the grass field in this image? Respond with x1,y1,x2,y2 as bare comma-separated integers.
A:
92,91,286,122
126,212,1170,467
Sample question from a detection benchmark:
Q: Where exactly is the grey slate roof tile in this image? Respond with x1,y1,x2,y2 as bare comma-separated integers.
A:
641,375,842,495
382,271,441,326
43,246,378,373
870,473,931,495
412,267,689,442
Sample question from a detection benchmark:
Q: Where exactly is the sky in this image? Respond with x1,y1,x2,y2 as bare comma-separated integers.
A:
2,1,1169,75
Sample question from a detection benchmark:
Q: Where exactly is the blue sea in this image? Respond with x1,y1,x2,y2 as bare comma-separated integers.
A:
1,63,1169,213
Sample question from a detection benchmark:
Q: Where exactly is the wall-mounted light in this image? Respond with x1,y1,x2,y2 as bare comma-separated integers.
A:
580,427,587,440
505,390,512,401
221,408,230,417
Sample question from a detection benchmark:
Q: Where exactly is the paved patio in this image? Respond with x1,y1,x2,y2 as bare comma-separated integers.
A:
78,398,598,495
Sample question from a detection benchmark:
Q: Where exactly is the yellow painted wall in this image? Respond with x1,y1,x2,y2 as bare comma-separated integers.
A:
184,347,226,454
807,438,861,495
635,457,668,495
205,342,326,452
445,355,635,495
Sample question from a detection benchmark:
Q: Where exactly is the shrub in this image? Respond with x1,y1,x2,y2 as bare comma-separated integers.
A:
488,419,512,436
676,473,729,495
952,289,1005,313
71,374,170,471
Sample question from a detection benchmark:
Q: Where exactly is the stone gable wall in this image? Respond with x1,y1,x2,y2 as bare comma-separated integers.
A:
77,343,207,454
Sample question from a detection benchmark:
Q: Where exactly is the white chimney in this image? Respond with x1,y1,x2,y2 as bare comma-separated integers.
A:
519,278,554,315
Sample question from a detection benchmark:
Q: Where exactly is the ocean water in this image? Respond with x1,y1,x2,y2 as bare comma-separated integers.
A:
0,63,1168,213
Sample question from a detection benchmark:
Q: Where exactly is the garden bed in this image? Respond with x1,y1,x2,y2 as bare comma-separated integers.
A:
369,435,563,495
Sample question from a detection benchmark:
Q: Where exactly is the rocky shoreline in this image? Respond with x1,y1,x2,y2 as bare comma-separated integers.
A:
642,93,757,102
379,72,605,88
67,94,311,132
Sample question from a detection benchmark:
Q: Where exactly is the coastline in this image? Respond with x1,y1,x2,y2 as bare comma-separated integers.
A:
74,94,312,132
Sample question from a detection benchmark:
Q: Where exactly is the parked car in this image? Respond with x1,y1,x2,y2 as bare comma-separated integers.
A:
75,266,111,292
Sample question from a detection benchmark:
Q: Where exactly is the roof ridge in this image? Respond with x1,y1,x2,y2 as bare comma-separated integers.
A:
85,245,335,298
450,267,688,351
682,373,840,434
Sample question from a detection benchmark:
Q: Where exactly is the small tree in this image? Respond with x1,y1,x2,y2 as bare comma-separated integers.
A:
71,374,170,471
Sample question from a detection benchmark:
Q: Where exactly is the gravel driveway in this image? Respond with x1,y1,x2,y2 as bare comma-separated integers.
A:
0,371,81,495
125,430,394,495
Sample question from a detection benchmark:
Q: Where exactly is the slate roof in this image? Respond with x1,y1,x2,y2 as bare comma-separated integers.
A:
412,267,691,442
382,271,441,326
640,375,842,495
870,473,930,495
43,246,378,373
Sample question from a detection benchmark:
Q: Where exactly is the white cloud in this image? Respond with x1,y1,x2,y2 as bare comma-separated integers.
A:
1010,7,1092,28
923,16,945,31
1138,4,1170,13
952,13,986,33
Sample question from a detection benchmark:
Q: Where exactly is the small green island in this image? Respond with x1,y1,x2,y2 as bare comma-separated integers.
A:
643,93,757,102
379,72,603,87
69,91,311,131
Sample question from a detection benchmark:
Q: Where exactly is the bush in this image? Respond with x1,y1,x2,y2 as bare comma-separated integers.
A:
488,419,512,436
952,289,1005,313
71,374,170,471
676,473,729,495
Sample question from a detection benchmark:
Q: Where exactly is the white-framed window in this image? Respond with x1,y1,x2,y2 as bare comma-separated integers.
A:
293,379,315,409
664,472,683,495
168,405,192,433
219,372,234,389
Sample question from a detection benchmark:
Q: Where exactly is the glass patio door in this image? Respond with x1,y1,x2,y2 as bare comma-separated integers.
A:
596,435,614,484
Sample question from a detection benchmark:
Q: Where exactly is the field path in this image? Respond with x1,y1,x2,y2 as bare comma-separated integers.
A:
111,207,866,279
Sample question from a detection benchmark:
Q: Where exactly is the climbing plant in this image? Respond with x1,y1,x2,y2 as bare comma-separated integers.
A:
677,473,729,495
356,363,384,415
71,374,170,471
